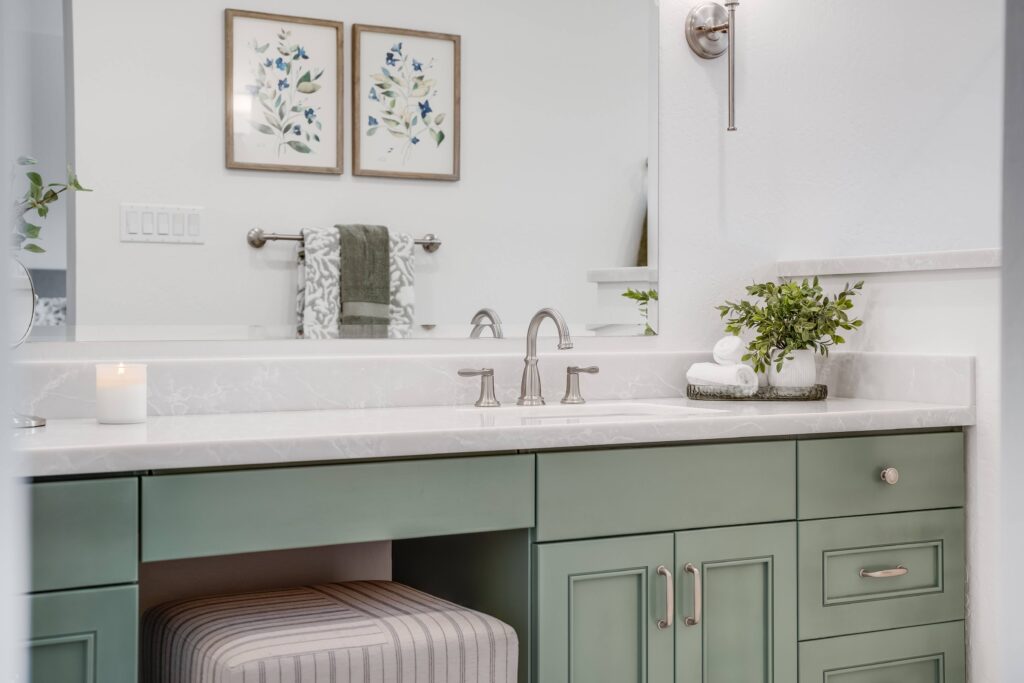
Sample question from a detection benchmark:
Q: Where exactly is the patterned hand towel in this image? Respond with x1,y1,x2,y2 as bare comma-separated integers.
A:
297,227,342,339
337,224,390,338
388,232,416,338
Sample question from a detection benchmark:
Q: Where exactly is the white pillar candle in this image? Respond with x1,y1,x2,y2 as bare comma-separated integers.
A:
95,363,148,424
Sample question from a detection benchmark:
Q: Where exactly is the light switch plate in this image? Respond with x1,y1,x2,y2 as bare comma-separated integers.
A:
121,204,203,244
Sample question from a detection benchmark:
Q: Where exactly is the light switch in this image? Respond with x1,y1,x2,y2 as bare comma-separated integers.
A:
157,212,170,235
126,210,140,234
120,203,204,244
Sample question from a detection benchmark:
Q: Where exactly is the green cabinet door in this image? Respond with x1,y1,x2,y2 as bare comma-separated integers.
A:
29,585,138,683
675,523,797,683
534,534,674,683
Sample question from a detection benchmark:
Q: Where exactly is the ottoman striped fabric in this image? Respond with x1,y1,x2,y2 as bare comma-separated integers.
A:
143,581,518,683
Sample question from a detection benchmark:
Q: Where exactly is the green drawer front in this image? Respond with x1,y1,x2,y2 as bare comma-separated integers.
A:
536,441,795,543
799,509,965,640
142,454,535,561
30,478,139,592
30,585,139,683
798,621,965,683
798,433,964,519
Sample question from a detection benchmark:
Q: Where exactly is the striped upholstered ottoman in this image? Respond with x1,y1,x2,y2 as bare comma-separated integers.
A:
143,581,518,683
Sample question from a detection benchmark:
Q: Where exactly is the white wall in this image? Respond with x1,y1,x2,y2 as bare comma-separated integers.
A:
71,0,652,331
1001,0,1023,678
3,0,31,677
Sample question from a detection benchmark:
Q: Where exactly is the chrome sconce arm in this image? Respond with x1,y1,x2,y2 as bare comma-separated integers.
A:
685,1,740,131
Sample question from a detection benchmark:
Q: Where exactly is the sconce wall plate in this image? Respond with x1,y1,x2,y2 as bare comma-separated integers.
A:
685,3,729,59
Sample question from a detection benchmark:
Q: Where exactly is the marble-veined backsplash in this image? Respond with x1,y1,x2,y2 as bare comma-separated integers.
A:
12,350,973,420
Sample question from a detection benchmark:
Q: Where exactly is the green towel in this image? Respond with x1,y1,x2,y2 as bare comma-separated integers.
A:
336,224,390,338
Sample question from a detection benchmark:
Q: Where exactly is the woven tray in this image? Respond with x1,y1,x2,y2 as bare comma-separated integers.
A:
686,384,828,401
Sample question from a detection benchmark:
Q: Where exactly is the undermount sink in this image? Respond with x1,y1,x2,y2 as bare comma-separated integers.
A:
460,401,723,424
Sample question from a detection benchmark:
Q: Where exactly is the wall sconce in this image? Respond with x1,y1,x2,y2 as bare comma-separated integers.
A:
685,1,739,131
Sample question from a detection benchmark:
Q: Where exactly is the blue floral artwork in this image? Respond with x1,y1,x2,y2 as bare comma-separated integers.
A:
364,40,448,165
245,27,325,157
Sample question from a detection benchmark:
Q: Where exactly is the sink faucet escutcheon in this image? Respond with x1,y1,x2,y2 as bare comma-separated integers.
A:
518,308,573,406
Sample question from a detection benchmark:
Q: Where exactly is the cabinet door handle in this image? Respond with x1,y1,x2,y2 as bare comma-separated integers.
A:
683,562,702,626
656,565,674,630
859,565,909,579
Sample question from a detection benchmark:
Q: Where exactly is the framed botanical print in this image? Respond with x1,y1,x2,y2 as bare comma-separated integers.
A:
225,9,343,174
353,25,461,181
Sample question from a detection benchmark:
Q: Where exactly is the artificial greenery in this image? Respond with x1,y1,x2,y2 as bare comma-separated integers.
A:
11,156,90,254
716,278,864,373
623,288,658,336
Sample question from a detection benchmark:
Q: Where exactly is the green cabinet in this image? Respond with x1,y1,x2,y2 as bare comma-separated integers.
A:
675,523,797,683
534,534,675,683
29,585,138,683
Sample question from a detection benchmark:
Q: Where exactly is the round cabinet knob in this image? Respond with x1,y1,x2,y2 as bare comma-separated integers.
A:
880,467,900,485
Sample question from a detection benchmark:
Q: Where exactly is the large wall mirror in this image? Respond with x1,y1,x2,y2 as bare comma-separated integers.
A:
16,0,659,341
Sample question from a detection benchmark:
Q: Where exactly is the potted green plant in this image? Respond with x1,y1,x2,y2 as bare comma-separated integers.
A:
716,278,864,387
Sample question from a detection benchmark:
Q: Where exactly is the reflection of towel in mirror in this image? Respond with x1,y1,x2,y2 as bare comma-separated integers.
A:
297,227,342,339
296,226,417,339
338,225,390,338
388,232,416,339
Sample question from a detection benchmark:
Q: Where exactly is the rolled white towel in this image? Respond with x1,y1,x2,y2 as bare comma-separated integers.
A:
686,362,759,396
713,336,746,366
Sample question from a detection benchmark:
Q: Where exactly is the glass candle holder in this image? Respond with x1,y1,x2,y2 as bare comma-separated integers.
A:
95,363,148,424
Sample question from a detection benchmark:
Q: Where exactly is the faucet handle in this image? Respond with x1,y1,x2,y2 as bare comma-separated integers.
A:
562,366,599,404
459,368,501,408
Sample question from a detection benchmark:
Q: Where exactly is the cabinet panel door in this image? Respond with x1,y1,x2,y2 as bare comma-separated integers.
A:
798,621,965,683
30,478,138,592
30,585,138,683
534,534,674,683
675,523,797,683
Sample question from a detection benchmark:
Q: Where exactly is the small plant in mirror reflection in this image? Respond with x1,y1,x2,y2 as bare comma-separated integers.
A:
245,28,324,156
11,156,90,254
365,42,447,163
623,288,658,336
716,278,864,374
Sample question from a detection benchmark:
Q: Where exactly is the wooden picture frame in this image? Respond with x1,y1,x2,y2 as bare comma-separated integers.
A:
352,25,461,181
225,9,344,174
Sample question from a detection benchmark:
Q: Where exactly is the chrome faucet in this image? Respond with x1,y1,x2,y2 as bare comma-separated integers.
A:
518,308,573,406
469,308,504,338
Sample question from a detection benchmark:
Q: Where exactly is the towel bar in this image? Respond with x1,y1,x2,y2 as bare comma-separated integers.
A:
247,227,442,253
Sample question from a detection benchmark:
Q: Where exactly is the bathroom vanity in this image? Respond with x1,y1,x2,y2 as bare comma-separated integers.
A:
19,396,970,683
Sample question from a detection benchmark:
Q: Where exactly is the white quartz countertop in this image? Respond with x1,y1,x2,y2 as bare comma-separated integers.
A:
14,397,974,478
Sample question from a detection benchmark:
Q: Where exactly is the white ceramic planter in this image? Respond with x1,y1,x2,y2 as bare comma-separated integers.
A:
767,349,817,387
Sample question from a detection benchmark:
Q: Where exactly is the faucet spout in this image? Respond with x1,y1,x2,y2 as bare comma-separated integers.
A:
518,308,573,406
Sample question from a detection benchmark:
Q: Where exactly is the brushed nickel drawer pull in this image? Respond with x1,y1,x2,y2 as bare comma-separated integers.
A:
859,565,909,579
880,467,900,485
656,565,674,630
684,563,702,626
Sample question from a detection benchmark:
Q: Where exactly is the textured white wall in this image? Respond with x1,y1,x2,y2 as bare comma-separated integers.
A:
70,0,652,330
1001,0,1023,678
